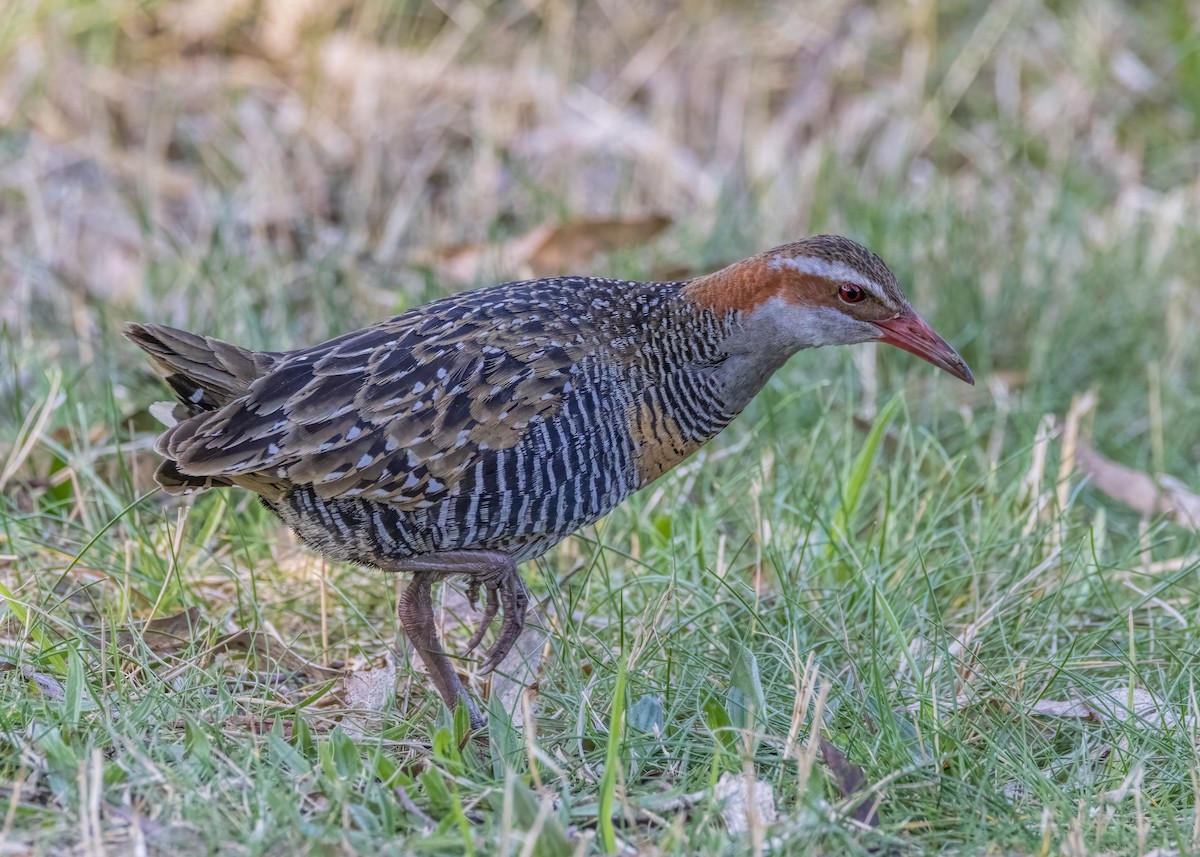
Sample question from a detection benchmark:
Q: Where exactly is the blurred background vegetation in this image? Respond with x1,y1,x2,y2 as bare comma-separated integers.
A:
2,1,1199,854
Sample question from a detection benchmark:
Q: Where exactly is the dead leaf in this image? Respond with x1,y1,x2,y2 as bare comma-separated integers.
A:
819,735,880,828
0,660,66,701
117,608,205,657
1076,443,1200,530
1027,698,1097,720
210,628,341,679
650,259,736,282
319,653,396,738
428,215,670,284
524,216,672,276
987,370,1029,393
339,654,395,711
487,603,550,728
1029,686,1186,730
713,771,777,835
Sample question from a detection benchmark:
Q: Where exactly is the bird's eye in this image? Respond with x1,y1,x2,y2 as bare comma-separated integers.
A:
838,284,866,304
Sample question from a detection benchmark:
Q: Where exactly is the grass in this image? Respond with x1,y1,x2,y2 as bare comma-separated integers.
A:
3,0,1200,853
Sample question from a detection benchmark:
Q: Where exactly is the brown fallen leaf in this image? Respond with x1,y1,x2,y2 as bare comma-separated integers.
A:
428,215,670,284
209,628,342,680
987,369,1029,393
526,216,672,276
487,619,548,727
1027,698,1099,720
1076,443,1200,530
117,607,205,657
338,655,396,711
945,369,1034,410
1025,685,1191,802
819,735,880,828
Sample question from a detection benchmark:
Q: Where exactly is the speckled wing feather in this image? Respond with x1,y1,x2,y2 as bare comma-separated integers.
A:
160,285,595,510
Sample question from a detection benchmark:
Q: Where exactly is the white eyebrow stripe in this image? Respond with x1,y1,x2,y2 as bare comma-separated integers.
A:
767,254,883,298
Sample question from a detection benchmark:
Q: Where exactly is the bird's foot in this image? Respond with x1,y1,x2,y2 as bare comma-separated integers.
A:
463,562,528,673
480,566,528,672
463,577,500,654
394,550,528,717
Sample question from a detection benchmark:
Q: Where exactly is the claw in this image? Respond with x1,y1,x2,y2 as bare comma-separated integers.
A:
464,582,500,654
466,577,481,611
478,572,528,675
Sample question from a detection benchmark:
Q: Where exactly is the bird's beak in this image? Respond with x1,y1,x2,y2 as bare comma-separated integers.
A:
873,309,974,385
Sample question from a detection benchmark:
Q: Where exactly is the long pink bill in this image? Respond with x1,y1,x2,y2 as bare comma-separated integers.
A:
873,309,974,385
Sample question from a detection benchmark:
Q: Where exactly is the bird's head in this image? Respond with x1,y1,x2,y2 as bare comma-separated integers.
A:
683,235,973,384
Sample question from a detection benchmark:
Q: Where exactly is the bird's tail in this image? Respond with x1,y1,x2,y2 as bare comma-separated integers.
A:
123,323,277,409
123,322,281,494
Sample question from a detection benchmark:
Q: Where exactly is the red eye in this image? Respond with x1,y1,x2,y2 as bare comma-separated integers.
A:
838,284,865,303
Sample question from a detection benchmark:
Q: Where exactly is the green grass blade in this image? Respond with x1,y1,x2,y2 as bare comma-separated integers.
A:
826,395,902,560
598,655,627,854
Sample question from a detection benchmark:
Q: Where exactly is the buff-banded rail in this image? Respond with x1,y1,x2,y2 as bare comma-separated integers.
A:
126,235,973,728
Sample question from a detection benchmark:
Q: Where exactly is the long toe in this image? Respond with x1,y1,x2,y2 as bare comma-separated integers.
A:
464,582,500,654
479,573,529,674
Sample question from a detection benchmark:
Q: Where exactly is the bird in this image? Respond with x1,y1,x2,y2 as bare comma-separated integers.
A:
125,234,973,728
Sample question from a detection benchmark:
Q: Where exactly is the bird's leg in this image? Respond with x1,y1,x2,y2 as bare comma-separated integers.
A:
397,569,484,729
393,550,528,725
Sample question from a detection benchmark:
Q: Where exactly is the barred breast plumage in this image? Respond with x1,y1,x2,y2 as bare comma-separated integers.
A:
126,235,973,727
